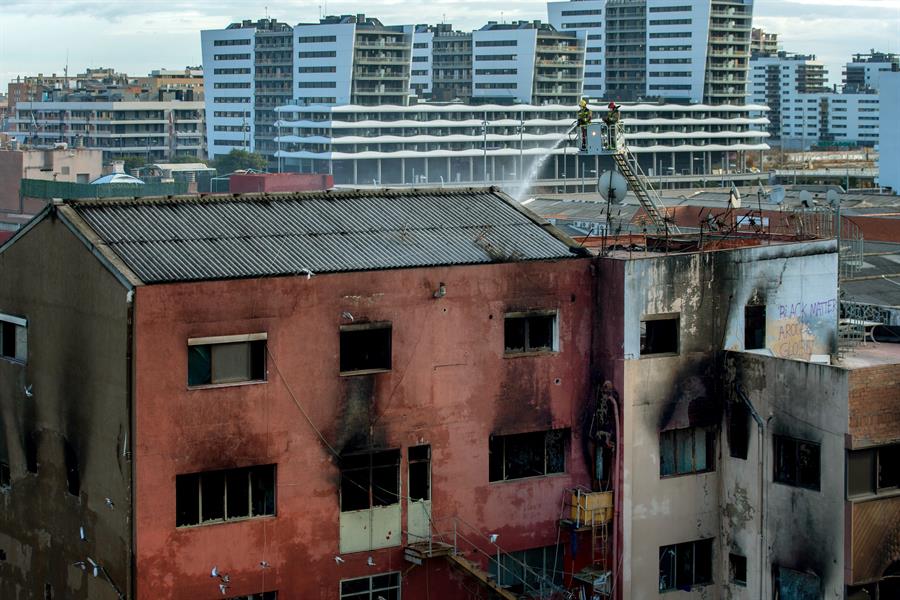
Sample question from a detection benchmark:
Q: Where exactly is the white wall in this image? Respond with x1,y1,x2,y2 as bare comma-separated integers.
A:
645,0,710,103
409,28,434,98
293,23,355,106
548,0,606,97
472,27,538,103
878,72,900,190
826,93,880,145
201,26,256,159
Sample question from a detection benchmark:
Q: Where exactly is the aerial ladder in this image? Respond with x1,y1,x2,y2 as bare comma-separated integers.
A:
572,109,681,235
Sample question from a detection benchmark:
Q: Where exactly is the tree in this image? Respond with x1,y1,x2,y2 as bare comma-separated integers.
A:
120,155,147,173
213,149,268,175
170,154,208,164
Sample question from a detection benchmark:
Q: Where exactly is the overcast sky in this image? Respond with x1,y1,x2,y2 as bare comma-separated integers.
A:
1,0,899,89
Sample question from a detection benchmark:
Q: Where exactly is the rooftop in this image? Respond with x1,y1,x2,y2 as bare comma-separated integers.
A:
53,187,582,285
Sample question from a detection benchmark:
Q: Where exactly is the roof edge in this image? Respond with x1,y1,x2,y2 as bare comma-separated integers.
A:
0,203,53,256
492,188,592,257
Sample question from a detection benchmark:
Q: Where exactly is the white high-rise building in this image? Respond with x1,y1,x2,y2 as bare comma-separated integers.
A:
878,72,900,190
748,53,828,145
201,22,256,159
844,51,900,93
547,0,605,96
548,0,754,104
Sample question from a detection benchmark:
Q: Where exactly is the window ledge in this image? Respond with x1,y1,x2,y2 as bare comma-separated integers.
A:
639,352,679,359
848,488,900,503
176,514,276,529
503,350,559,358
187,379,268,391
660,470,716,480
773,480,820,493
339,368,391,377
489,472,568,485
0,356,26,366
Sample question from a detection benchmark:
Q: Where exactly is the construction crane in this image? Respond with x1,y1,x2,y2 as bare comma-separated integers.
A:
574,108,681,235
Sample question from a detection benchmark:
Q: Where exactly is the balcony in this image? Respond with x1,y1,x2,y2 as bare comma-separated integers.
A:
355,40,410,50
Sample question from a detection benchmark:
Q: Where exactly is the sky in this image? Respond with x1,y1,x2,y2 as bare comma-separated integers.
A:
1,0,899,89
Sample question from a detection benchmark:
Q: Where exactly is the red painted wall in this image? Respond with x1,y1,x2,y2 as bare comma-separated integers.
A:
132,258,594,599
229,173,334,194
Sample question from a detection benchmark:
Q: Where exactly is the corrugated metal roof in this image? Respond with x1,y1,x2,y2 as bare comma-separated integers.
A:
69,188,580,284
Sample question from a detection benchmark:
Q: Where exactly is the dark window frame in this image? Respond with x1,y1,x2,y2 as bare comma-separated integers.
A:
640,314,680,356
730,553,747,586
659,538,714,592
489,429,569,482
339,322,393,375
175,464,276,527
847,443,900,498
187,334,267,388
773,435,821,491
503,310,558,355
744,305,766,350
660,426,717,477
340,572,400,599
408,445,431,502
0,314,27,364
340,449,401,512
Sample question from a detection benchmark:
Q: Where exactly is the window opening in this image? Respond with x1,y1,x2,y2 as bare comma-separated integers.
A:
847,443,900,497
408,445,430,502
489,429,568,482
64,441,80,497
488,544,564,592
641,315,679,356
728,400,751,460
660,426,716,477
0,315,27,363
188,337,266,386
659,538,713,592
176,464,276,527
774,435,820,491
340,324,392,374
340,450,401,512
730,553,747,586
745,305,766,349
340,572,400,599
773,565,820,600
504,312,557,354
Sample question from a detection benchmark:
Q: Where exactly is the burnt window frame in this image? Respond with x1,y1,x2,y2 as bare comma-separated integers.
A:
847,443,900,498
340,572,400,600
659,426,717,478
339,322,393,375
408,445,431,502
744,305,766,350
640,313,680,357
339,449,401,512
0,313,27,364
730,552,748,587
659,538,714,592
187,333,267,388
226,593,277,600
503,310,559,355
175,464,276,527
773,434,821,491
489,429,569,482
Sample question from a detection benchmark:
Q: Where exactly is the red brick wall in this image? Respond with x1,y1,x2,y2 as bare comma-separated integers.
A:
849,366,900,447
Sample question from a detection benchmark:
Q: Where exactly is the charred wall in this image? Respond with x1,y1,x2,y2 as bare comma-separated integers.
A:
0,216,132,599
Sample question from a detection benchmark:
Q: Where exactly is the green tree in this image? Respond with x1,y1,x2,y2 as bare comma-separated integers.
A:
120,155,147,173
213,149,268,174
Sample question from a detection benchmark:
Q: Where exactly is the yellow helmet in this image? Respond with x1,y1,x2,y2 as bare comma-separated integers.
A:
579,98,588,108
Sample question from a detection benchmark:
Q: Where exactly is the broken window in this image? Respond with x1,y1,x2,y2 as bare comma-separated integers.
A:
340,450,401,512
489,544,564,592
188,334,266,387
773,566,820,600
659,538,713,592
489,429,568,482
730,553,747,586
504,312,557,354
64,441,80,497
0,314,27,363
340,323,392,374
774,435,820,491
408,445,431,502
660,426,716,477
847,443,900,497
728,400,751,460
0,461,9,490
640,315,679,356
175,464,276,527
745,305,766,350
340,572,400,600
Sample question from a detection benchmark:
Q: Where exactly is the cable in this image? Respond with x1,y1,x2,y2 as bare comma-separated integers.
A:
266,345,339,459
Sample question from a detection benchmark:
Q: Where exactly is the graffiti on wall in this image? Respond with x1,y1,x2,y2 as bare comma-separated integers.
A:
770,298,837,359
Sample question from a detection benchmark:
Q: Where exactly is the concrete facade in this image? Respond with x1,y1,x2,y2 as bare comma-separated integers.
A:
878,72,900,191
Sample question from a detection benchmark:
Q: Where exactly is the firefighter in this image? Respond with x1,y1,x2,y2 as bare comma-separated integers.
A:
576,98,592,151
603,101,621,149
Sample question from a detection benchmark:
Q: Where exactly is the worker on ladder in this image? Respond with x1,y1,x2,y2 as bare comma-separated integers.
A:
602,101,621,150
577,98,592,151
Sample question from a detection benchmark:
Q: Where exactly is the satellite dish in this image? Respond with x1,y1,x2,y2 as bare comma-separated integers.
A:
798,190,813,208
598,170,629,204
769,186,786,205
826,189,840,208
